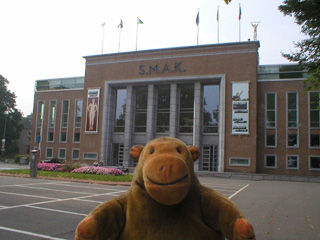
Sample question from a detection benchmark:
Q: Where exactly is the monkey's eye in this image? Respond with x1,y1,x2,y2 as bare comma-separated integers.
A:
150,148,154,154
176,148,181,154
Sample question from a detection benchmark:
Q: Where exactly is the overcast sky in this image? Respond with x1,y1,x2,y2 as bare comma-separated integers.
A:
0,0,305,116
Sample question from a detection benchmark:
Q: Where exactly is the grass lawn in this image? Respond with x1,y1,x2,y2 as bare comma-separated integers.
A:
0,169,133,182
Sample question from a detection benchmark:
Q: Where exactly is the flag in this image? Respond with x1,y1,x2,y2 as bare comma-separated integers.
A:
137,17,144,24
118,19,123,28
196,10,199,26
101,22,106,27
239,5,242,20
217,7,219,22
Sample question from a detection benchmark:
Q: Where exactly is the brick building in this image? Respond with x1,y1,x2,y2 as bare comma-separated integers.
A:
30,42,320,176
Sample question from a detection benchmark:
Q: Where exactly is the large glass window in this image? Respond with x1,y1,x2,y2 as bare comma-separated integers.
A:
229,158,250,166
135,87,148,132
46,148,53,159
203,85,219,133
179,84,194,133
310,134,320,147
74,99,83,128
114,89,127,132
266,93,276,128
35,101,45,142
310,92,320,128
48,101,57,128
58,148,66,159
61,100,69,128
266,134,276,147
287,93,298,128
156,85,170,133
72,149,80,160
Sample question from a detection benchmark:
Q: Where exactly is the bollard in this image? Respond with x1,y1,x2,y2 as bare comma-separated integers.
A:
30,150,38,178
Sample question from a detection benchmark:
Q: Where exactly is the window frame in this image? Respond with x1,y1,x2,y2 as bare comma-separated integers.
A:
265,93,276,129
229,157,250,167
46,148,53,159
264,154,277,169
72,148,80,160
309,156,320,171
58,148,66,160
286,155,299,170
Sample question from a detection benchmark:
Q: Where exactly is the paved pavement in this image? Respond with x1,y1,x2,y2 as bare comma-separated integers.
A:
0,163,319,240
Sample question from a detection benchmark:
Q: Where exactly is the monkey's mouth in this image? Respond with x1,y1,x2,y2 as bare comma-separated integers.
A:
146,175,188,186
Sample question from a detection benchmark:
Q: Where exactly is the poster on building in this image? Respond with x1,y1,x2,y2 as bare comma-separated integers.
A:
232,82,249,134
85,88,100,133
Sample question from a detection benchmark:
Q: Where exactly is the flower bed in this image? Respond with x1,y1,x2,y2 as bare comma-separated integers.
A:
37,163,63,172
71,166,124,176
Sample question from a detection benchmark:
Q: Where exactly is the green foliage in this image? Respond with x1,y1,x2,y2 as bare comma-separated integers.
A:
14,154,29,164
279,0,320,90
0,75,24,155
60,162,83,172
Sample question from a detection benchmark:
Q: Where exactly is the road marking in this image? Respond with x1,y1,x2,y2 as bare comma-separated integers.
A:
0,190,126,211
20,185,98,195
0,190,59,200
27,205,88,216
0,226,68,240
228,184,250,199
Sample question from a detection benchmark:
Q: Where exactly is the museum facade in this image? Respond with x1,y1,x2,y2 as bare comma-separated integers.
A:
30,41,320,176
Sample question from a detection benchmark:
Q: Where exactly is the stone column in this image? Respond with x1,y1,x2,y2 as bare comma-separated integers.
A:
146,84,155,142
169,83,178,138
193,82,202,171
123,85,134,168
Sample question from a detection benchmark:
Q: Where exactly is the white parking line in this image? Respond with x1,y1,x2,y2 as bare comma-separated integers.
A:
0,190,126,211
20,185,98,195
27,205,88,216
0,190,59,200
0,226,68,240
228,184,250,199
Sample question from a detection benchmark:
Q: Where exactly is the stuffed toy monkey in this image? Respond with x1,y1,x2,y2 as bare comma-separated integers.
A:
75,137,255,240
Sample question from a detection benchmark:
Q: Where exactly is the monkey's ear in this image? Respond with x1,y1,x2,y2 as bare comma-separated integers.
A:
187,146,200,162
130,145,144,162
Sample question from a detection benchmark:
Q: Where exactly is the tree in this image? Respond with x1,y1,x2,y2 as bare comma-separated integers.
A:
0,75,23,156
279,0,320,90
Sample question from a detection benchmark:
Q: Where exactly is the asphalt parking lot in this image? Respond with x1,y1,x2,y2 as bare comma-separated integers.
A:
0,175,319,240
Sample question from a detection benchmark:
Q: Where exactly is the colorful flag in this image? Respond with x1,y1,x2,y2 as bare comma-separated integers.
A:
118,19,123,28
239,5,242,20
196,10,199,26
137,17,144,24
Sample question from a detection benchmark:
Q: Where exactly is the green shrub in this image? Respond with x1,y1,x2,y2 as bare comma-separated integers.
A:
14,154,29,164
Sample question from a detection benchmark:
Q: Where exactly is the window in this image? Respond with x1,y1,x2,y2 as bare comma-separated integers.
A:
61,100,69,128
287,93,298,128
203,85,219,133
179,84,194,133
287,155,299,169
47,132,54,142
59,148,66,159
288,134,298,147
83,152,98,160
156,85,170,133
229,158,250,167
266,134,276,147
73,132,80,142
35,101,44,142
114,89,127,132
36,101,45,128
135,87,148,132
309,156,320,170
60,132,67,142
310,134,320,147
72,149,80,160
46,148,53,159
266,93,276,128
48,101,57,128
265,155,277,168
74,99,83,128
310,92,320,128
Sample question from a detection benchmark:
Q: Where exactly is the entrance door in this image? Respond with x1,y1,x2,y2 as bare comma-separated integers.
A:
201,146,218,171
112,143,124,166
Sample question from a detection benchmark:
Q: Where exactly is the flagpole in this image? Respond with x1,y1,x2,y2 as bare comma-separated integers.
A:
136,19,138,51
217,6,219,44
118,27,122,53
196,8,199,45
101,22,105,54
239,3,241,42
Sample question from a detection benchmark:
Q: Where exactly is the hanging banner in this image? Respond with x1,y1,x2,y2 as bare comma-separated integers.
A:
232,82,249,134
85,88,100,133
